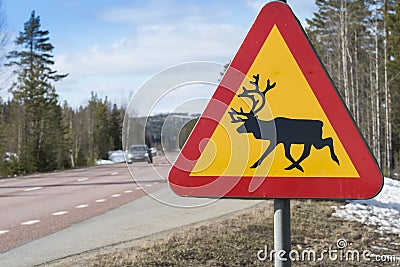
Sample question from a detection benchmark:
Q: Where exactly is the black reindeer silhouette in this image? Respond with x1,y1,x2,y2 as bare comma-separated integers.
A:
229,74,340,172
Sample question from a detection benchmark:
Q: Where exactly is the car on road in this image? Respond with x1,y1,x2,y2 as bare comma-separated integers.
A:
108,150,127,163
127,145,149,163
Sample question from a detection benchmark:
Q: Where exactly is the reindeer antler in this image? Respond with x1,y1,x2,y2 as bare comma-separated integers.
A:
229,74,276,123
229,107,249,123
264,79,276,95
239,74,276,115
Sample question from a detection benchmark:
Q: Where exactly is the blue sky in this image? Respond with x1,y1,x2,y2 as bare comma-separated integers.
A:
1,0,317,108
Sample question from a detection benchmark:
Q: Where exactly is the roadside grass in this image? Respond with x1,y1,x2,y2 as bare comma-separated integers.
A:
89,200,400,267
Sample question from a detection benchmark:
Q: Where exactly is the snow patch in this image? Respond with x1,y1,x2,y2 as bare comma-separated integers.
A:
96,159,114,165
332,177,400,236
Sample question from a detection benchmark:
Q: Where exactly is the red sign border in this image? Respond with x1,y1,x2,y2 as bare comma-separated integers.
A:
168,1,383,199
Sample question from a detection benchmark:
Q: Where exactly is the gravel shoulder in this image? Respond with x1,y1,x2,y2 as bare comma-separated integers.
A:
44,200,400,267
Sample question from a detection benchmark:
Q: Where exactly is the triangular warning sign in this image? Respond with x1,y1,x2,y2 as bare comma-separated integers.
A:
168,1,383,199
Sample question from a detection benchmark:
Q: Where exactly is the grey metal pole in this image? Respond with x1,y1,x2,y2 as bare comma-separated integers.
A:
275,0,289,264
274,199,291,267
275,0,289,263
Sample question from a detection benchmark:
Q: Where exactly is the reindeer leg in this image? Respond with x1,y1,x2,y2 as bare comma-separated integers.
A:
314,137,340,165
283,144,304,172
285,143,312,172
282,143,296,164
250,142,277,168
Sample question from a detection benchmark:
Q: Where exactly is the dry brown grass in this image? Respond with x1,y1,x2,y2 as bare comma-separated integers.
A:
82,200,400,267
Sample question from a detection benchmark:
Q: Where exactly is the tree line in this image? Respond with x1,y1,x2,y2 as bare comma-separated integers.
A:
1,2,400,177
0,11,124,176
306,0,399,177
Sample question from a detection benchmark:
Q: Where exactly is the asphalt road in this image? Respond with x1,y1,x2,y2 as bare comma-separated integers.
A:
0,151,265,266
0,178,265,267
0,158,169,254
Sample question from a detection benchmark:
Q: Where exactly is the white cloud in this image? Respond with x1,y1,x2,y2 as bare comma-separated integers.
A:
100,6,180,25
245,0,265,13
288,1,318,23
53,0,316,107
55,22,242,75
53,2,248,107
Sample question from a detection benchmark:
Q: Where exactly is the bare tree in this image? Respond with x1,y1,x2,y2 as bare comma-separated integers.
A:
383,0,392,176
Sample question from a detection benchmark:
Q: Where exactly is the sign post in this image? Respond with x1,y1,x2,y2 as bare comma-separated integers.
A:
274,199,291,266
274,1,289,267
168,1,383,266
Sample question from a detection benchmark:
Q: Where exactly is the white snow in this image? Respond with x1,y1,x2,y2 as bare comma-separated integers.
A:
332,177,400,236
96,159,114,165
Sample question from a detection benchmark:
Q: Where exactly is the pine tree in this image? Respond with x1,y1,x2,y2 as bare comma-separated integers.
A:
86,93,113,163
110,104,123,151
5,11,68,173
94,97,112,160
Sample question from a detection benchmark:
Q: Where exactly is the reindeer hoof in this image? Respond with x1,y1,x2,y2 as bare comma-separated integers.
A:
285,164,304,172
250,162,260,168
332,155,340,165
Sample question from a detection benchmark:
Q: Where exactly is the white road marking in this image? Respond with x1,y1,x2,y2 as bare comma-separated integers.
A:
24,187,43,192
52,211,68,216
77,178,88,182
110,172,119,176
95,199,106,203
111,194,121,198
21,220,40,226
124,190,133,193
0,230,9,235
76,204,89,209
135,187,142,190
145,184,152,187
0,178,16,183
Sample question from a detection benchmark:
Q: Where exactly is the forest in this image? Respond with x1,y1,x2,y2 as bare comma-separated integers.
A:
0,11,125,176
0,1,400,177
306,0,399,177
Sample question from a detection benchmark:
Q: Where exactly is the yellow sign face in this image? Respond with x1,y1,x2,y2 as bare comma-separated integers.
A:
191,25,359,178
